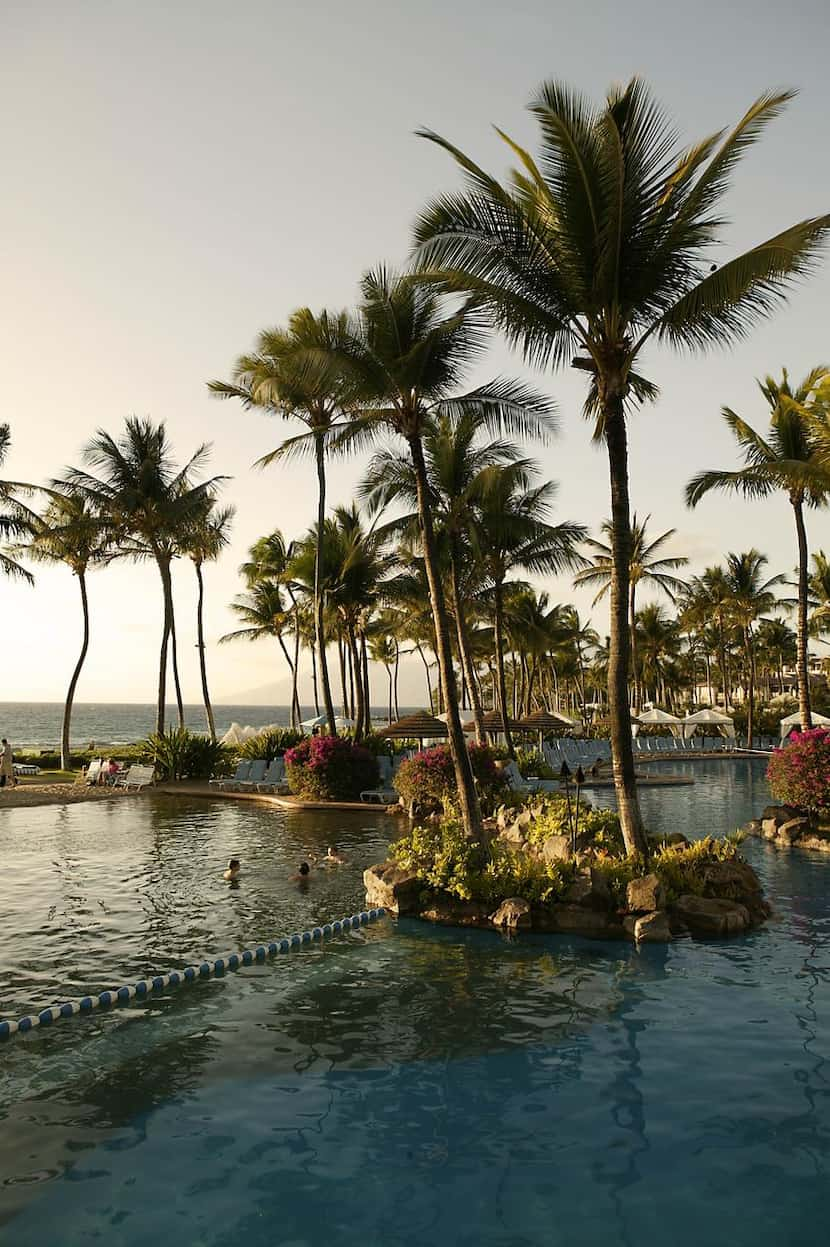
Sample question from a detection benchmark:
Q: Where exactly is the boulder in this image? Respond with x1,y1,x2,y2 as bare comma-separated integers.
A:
672,894,750,937
761,818,781,840
363,862,423,916
565,869,611,910
626,873,666,913
500,821,527,847
420,897,491,926
741,819,762,837
537,904,622,939
776,817,810,845
634,910,672,943
699,859,763,899
542,834,572,864
491,897,532,930
796,832,830,853
761,804,801,825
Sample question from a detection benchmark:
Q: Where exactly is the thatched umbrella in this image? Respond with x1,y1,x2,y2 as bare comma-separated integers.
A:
517,707,574,748
383,710,450,747
462,709,525,740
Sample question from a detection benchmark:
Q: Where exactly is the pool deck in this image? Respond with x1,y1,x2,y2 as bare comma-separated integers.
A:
154,780,402,813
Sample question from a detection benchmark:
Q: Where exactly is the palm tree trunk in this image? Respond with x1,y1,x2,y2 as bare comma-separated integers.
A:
311,645,320,717
194,561,216,740
408,433,482,838
338,634,348,717
604,402,648,857
276,633,297,710
167,566,185,730
415,642,433,708
793,498,813,730
361,631,371,734
744,626,755,748
347,624,366,739
156,554,174,736
62,569,90,770
314,434,337,735
393,639,400,719
629,584,638,713
450,544,485,744
386,665,393,724
492,579,515,758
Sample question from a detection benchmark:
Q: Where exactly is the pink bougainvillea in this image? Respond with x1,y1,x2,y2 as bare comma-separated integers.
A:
395,742,503,811
285,734,378,801
767,728,830,815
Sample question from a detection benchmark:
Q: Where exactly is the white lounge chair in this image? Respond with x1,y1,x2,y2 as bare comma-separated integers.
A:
114,764,155,790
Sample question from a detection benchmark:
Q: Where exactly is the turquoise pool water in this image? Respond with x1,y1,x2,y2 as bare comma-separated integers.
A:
2,762,829,1245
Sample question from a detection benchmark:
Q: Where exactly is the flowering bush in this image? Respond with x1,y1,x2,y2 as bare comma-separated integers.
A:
284,734,378,801
767,729,830,815
394,743,504,813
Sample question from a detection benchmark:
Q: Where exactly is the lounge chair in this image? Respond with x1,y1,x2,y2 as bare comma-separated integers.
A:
85,758,104,786
210,761,251,791
256,758,289,794
503,759,543,796
114,764,155,790
236,760,268,790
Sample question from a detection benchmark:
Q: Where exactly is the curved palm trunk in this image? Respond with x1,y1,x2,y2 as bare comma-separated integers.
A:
361,633,371,732
310,645,320,717
408,433,482,838
314,434,337,736
604,404,648,857
450,543,485,744
393,640,400,719
167,565,185,730
416,642,433,707
61,569,90,770
629,584,639,713
346,624,365,739
492,579,515,758
194,561,216,740
793,498,813,730
155,554,174,736
276,634,297,712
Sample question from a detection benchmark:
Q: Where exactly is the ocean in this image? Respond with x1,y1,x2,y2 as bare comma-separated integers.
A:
0,704,409,751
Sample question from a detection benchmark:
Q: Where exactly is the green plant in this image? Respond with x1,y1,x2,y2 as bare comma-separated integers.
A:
238,728,302,761
515,747,556,779
524,796,626,857
651,836,744,901
142,728,232,781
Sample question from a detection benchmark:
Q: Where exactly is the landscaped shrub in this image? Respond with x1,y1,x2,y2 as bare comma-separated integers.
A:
394,743,504,813
523,796,625,856
238,728,302,761
391,819,575,904
284,734,378,801
767,728,830,815
515,747,556,779
142,728,233,781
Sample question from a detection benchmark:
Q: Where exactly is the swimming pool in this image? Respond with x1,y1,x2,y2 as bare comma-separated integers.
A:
2,763,830,1245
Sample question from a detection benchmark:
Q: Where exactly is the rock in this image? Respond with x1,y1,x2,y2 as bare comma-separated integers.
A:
420,898,490,926
796,832,830,853
536,904,623,939
761,804,801,827
516,808,533,829
634,910,672,943
542,834,572,863
699,859,763,899
623,915,638,940
741,819,762,837
565,869,611,910
363,862,423,916
761,818,781,840
500,821,527,847
776,817,810,845
672,894,750,937
626,873,666,913
491,897,532,930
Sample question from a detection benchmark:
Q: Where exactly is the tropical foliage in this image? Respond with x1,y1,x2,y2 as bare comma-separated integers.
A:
284,734,378,801
767,729,830,815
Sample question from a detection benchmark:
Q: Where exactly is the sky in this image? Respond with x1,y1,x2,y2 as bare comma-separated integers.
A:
1,0,829,707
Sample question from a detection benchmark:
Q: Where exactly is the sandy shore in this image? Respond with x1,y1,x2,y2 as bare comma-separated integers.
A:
0,783,140,810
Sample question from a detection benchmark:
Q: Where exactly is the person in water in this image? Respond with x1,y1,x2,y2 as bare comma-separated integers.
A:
324,845,346,865
223,858,241,881
291,861,311,883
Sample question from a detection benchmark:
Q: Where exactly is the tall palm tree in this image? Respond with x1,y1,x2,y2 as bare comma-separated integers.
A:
180,496,235,740
26,489,112,768
209,310,356,737
64,418,222,735
807,550,830,641
220,579,299,702
413,79,830,854
0,424,38,584
472,461,586,756
324,268,557,837
635,603,682,707
240,530,303,727
722,550,784,746
574,515,688,713
362,408,528,744
686,367,830,730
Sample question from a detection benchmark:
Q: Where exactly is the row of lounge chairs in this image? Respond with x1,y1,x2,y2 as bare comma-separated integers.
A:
85,759,155,789
210,758,289,794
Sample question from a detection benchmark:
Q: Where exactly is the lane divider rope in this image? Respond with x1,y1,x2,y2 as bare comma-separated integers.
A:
0,907,387,1041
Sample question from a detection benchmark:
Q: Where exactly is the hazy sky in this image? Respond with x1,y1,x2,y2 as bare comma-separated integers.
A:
2,0,829,707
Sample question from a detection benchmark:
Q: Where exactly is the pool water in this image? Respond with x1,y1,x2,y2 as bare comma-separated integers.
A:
2,763,830,1245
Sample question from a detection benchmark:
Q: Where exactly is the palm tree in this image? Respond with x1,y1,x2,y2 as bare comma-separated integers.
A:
686,367,830,730
26,489,111,768
362,408,528,744
220,579,299,702
324,268,557,837
722,550,784,746
64,418,222,735
413,79,830,854
472,461,586,756
240,531,303,727
574,515,688,713
181,497,235,740
0,424,38,584
209,310,356,737
807,551,830,641
635,603,682,707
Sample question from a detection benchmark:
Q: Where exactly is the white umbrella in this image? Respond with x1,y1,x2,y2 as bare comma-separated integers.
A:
779,710,830,740
637,707,684,739
683,708,735,740
300,715,355,731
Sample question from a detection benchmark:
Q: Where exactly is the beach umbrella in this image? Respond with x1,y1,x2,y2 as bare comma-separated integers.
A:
383,711,450,746
682,707,735,740
637,707,684,739
517,708,575,748
778,710,830,741
461,709,525,739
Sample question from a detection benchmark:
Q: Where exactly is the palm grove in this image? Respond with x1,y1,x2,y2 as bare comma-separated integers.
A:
6,79,830,856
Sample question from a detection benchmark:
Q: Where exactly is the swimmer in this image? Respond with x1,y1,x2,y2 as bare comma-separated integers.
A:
223,857,241,881
323,845,346,865
291,861,312,883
